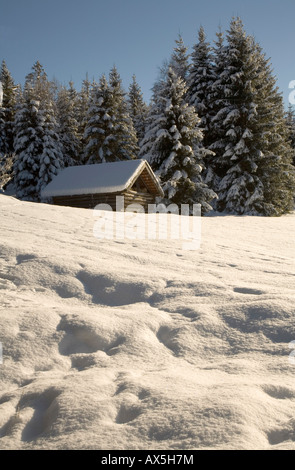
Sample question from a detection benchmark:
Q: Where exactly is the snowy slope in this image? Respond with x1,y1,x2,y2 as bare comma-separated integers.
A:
0,194,294,450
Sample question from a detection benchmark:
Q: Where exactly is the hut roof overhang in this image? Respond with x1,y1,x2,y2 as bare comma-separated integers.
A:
41,159,164,199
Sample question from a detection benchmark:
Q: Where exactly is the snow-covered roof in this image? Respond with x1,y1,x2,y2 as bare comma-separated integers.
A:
41,159,163,198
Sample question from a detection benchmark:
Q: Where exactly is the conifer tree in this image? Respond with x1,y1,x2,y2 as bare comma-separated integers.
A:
14,89,44,200
84,74,116,163
152,35,190,108
77,74,92,158
0,84,6,185
252,42,295,215
108,66,138,160
0,93,14,190
186,26,218,204
138,79,163,164
25,61,51,102
170,34,190,83
37,97,63,195
203,28,228,192
0,61,17,154
56,82,81,166
187,26,215,144
187,26,218,198
140,68,216,212
208,18,295,215
150,60,171,108
0,102,5,156
0,61,18,188
14,62,63,200
209,19,261,213
0,152,14,190
128,75,148,143
286,105,295,161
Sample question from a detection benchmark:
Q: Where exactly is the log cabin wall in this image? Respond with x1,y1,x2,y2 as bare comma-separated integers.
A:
123,189,155,212
52,190,156,212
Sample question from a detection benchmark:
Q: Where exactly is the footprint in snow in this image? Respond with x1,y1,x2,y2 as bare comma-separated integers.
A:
233,287,264,295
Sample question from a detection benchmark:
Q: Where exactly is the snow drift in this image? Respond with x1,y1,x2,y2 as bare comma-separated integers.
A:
0,194,294,450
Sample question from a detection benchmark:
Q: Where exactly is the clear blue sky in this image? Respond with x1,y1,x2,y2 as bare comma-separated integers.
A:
1,0,295,106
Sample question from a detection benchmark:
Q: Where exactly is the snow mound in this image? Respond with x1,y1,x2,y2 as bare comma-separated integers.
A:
0,194,294,450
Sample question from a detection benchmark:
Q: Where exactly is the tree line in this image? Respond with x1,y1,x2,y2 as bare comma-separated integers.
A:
0,17,295,215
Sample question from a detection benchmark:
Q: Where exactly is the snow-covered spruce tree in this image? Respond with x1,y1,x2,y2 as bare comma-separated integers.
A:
128,75,148,144
77,75,92,159
252,42,295,215
84,74,118,164
139,64,176,161
187,26,216,147
14,62,63,201
84,69,138,164
13,88,44,200
0,61,18,188
0,152,14,190
0,103,5,157
138,77,164,164
203,28,228,193
37,97,63,196
286,105,295,166
140,68,216,213
170,33,191,83
151,35,190,108
150,60,171,109
0,91,7,188
0,61,17,154
0,100,14,190
56,82,81,166
25,61,50,102
108,66,138,160
208,19,262,213
209,18,295,215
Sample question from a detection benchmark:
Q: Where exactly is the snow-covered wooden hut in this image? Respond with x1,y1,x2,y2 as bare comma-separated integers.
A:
41,159,164,211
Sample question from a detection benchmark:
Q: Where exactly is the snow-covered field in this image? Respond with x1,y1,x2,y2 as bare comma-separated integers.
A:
0,194,294,450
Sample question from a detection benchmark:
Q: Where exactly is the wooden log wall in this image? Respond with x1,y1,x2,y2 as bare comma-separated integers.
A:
53,190,156,212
